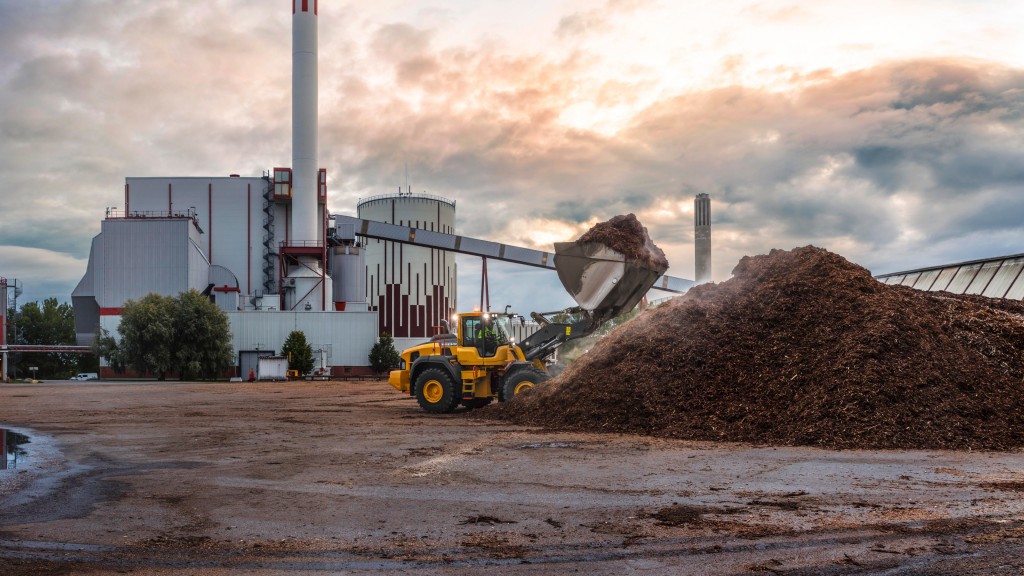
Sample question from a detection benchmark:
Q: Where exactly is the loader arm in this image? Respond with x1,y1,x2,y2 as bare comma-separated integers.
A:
518,309,598,362
518,241,669,363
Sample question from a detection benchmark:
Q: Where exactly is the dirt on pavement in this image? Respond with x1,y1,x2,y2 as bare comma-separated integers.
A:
2,379,1024,575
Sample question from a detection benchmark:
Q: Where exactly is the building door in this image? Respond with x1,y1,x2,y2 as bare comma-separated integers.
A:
240,350,274,380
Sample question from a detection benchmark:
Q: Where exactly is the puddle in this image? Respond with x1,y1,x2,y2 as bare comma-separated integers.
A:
2,428,30,470
515,442,579,450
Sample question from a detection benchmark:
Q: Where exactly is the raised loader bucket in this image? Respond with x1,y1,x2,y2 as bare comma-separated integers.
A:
553,241,668,324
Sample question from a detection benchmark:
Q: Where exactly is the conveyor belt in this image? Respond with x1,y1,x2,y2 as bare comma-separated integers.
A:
332,215,693,294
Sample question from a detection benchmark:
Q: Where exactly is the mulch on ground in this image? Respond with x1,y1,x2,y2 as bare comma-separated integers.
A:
486,246,1024,450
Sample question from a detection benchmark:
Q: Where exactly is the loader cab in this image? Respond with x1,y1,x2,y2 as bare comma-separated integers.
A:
459,313,514,358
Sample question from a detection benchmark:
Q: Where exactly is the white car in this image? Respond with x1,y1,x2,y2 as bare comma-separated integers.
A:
70,373,99,381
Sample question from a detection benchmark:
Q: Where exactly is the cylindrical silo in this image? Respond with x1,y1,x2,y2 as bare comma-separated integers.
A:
358,192,457,338
330,245,366,310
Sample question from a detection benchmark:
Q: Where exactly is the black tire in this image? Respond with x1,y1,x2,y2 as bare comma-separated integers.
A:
501,368,547,402
463,397,494,410
415,368,460,414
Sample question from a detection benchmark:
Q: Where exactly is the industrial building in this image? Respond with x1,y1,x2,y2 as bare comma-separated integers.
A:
69,173,472,377
358,192,458,340
875,254,1024,299
69,4,433,377
63,1,694,379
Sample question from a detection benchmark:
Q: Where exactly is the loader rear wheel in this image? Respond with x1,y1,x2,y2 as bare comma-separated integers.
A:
415,368,460,414
501,369,547,402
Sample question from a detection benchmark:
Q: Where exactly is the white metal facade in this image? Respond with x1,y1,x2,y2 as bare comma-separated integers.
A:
358,194,457,339
124,177,270,295
876,254,1024,300
227,310,378,368
95,218,207,308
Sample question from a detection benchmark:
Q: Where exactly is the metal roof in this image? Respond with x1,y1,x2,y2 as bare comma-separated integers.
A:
874,254,1024,300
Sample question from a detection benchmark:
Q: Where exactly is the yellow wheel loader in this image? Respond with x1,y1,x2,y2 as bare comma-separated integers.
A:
387,241,668,413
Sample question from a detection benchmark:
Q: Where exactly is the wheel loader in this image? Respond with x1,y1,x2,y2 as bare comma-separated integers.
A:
387,241,668,413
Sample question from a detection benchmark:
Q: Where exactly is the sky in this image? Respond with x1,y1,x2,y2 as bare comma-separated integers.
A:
1,0,1023,314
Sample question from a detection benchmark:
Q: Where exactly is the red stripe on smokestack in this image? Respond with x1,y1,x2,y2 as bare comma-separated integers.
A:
302,0,308,12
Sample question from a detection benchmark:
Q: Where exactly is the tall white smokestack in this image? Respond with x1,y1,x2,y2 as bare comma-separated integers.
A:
292,0,318,244
284,0,330,312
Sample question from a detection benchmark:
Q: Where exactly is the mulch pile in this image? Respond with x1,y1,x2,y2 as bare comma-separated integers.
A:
486,246,1024,450
577,213,669,270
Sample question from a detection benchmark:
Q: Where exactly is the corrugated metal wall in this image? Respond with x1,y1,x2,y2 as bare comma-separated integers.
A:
876,254,1024,300
227,311,378,367
126,177,267,295
98,219,208,308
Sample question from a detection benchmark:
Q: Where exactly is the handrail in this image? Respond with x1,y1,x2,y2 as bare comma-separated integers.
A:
279,240,324,248
106,208,199,219
356,192,455,209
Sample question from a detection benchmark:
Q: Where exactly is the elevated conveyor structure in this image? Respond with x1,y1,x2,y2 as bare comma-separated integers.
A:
875,253,1024,300
331,215,693,295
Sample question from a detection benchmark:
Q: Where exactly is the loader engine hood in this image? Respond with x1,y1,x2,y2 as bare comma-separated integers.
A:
553,241,668,324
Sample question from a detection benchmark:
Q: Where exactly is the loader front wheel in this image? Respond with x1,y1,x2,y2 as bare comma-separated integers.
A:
501,369,547,402
415,368,460,413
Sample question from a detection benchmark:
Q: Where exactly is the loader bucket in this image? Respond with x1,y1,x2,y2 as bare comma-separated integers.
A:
553,241,668,323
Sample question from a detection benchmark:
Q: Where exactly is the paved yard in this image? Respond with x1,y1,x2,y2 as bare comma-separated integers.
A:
1,380,1023,574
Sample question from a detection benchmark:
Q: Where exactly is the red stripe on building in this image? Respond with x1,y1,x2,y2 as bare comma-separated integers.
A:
302,0,308,12
99,308,123,316
247,184,251,295
208,182,213,262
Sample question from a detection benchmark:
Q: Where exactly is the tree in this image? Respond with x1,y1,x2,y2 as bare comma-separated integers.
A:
96,290,233,380
8,295,96,377
115,293,176,380
282,330,314,375
174,290,234,380
10,298,89,379
92,327,126,374
369,332,401,374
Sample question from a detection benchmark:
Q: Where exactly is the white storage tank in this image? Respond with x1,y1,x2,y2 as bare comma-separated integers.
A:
330,245,366,311
357,191,456,339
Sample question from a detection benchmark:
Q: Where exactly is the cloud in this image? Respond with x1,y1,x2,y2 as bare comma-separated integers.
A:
318,51,1024,290
555,0,651,39
0,246,90,304
1,1,1022,314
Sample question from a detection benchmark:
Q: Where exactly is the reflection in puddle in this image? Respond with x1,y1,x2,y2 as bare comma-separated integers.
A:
2,428,30,470
515,442,578,449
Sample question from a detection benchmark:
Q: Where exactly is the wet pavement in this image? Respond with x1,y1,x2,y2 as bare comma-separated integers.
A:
0,380,1022,574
